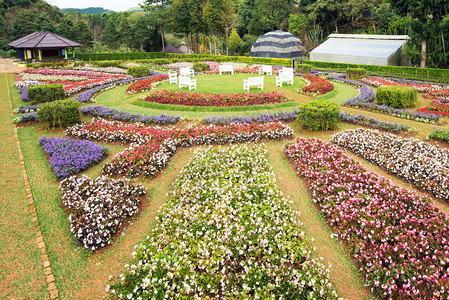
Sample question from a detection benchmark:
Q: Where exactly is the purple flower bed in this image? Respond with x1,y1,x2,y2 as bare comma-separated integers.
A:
81,106,180,124
14,112,39,123
39,136,108,179
14,105,39,114
203,110,299,125
19,87,28,102
340,111,411,133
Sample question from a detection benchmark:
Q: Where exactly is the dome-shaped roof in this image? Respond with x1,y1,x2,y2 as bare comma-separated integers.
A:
250,30,306,59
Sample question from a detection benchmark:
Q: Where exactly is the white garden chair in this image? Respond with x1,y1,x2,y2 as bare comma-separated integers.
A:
169,71,177,84
276,67,294,87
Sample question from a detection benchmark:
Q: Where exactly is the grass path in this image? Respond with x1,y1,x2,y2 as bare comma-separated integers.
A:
0,74,48,299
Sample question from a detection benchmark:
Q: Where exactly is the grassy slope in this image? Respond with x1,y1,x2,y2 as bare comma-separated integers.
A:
0,74,47,299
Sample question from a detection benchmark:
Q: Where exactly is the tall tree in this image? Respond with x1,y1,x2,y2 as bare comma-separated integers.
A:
102,18,119,51
37,12,54,32
119,16,133,52
141,0,173,52
55,16,75,40
11,9,38,38
73,20,94,52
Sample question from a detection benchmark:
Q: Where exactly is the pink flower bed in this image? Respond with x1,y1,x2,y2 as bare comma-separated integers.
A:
125,74,168,94
66,118,293,177
143,90,288,106
284,136,449,299
361,77,441,93
199,61,219,70
298,74,334,96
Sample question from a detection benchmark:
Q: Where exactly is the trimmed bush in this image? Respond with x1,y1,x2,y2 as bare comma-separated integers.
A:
296,100,340,131
192,62,210,71
37,99,82,129
346,68,366,80
376,86,418,108
150,58,171,65
75,52,165,61
296,63,313,73
27,84,65,104
92,60,121,68
127,66,152,78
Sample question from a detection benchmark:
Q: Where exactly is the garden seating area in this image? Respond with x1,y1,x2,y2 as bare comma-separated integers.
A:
243,76,264,91
258,64,273,75
178,75,197,90
219,64,234,75
276,67,294,87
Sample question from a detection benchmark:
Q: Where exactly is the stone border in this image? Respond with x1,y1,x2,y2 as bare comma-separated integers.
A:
5,74,59,299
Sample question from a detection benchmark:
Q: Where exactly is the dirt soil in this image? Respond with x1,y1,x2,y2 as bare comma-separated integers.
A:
0,59,24,73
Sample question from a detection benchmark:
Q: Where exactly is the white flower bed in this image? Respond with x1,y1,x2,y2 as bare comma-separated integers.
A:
162,62,194,70
14,80,41,88
59,175,146,251
108,144,339,299
73,66,128,75
331,128,449,201
19,73,88,82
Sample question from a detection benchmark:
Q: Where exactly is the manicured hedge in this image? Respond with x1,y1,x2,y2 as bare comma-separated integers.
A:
305,60,449,83
296,100,340,131
127,66,152,78
166,53,292,66
27,84,65,104
92,60,121,68
346,68,366,80
376,86,417,108
296,63,313,72
37,99,82,129
75,52,165,61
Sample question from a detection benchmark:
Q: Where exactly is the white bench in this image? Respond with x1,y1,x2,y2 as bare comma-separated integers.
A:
276,67,294,87
169,71,177,84
219,65,234,75
179,75,197,90
180,67,194,77
258,65,272,76
243,76,264,91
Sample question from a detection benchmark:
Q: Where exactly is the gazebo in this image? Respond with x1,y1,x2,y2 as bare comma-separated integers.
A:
250,30,306,59
8,31,81,61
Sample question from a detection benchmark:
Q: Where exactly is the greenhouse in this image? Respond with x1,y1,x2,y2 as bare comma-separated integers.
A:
310,34,412,66
250,30,306,59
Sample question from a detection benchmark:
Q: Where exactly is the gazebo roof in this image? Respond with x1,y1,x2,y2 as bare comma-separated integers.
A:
164,44,184,54
250,30,306,59
8,31,81,48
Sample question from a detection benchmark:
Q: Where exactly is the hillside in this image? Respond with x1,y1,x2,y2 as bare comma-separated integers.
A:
61,7,113,14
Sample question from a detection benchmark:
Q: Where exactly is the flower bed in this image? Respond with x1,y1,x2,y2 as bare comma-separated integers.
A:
361,77,445,93
81,106,180,124
423,89,449,102
39,136,108,179
13,112,39,123
428,127,449,143
66,118,293,177
14,105,39,114
108,144,339,299
418,100,449,116
298,74,334,96
331,128,449,201
125,74,168,94
339,112,411,133
142,89,288,107
203,110,299,125
73,66,128,75
60,175,146,251
284,137,449,299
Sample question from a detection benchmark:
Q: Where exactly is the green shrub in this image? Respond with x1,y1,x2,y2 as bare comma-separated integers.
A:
73,61,86,67
296,64,313,73
75,52,165,61
346,68,366,80
26,61,69,69
428,127,449,143
93,60,121,67
193,62,210,72
127,66,152,78
7,49,16,58
151,58,171,65
376,86,417,108
37,99,82,129
27,84,65,104
296,100,340,131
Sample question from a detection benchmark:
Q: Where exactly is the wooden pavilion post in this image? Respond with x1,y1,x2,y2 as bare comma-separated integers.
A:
38,49,42,61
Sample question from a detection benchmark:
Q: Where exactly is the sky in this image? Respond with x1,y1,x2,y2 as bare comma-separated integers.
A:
45,0,144,12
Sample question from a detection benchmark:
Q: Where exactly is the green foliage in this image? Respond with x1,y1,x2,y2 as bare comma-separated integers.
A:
192,62,210,71
75,52,164,61
127,66,152,78
376,86,417,108
166,53,292,66
93,60,122,67
296,64,313,73
428,127,449,143
296,100,340,131
150,58,171,65
26,61,70,68
7,49,16,57
305,60,449,83
37,99,82,129
345,68,366,80
228,29,242,55
27,84,65,104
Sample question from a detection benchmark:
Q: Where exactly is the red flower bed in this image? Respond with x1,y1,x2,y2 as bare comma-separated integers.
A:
143,90,288,107
423,89,449,101
126,75,168,94
299,74,334,96
418,100,449,116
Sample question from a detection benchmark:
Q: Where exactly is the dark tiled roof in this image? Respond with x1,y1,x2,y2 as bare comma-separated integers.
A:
164,44,184,54
8,31,81,48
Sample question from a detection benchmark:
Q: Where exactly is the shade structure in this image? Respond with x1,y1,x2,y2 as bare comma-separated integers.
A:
310,34,411,66
8,31,81,48
250,30,306,59
164,44,184,54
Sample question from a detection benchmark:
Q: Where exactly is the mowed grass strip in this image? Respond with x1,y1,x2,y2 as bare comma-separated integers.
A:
266,141,376,300
0,74,47,299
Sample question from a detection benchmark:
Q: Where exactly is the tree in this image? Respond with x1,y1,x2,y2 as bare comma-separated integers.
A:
228,28,242,55
56,16,75,40
305,0,344,34
132,15,161,52
119,16,133,52
11,9,38,39
73,20,94,52
102,18,119,51
37,12,54,32
219,0,236,55
141,0,173,52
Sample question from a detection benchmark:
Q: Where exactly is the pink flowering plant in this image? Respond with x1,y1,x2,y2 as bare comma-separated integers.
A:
298,74,334,96
331,128,449,202
142,89,288,107
284,136,449,299
107,144,339,299
125,74,168,94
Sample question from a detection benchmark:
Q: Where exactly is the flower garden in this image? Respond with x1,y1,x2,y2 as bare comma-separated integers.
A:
4,60,449,299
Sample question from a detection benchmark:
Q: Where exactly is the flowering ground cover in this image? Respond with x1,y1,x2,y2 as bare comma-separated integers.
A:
418,100,449,116
339,112,411,133
203,110,299,125
14,105,39,113
142,89,288,106
284,137,449,299
298,74,334,96
428,127,449,143
59,175,146,251
39,136,108,179
81,106,180,124
331,128,449,201
13,112,38,123
65,118,293,177
125,74,168,94
423,89,449,102
362,77,447,93
108,144,339,299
